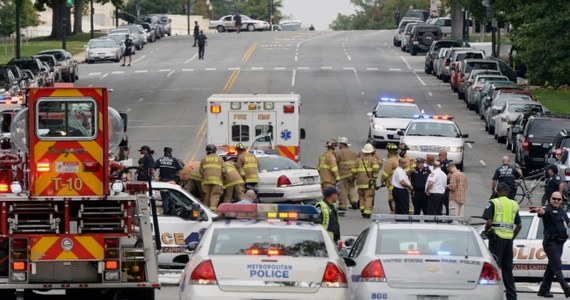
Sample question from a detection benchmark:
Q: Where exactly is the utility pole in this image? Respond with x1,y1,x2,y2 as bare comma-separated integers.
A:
90,0,94,39
63,1,72,50
135,0,141,18
15,0,22,59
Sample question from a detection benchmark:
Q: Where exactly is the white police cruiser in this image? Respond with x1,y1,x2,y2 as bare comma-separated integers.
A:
179,204,353,300
398,114,472,170
366,97,421,146
345,215,503,300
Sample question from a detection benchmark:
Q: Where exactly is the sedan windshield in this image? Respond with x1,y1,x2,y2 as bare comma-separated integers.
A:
376,229,482,257
375,105,420,118
258,156,301,172
406,122,460,138
89,41,117,48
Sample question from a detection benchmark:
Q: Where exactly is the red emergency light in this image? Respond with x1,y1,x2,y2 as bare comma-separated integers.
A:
283,105,295,114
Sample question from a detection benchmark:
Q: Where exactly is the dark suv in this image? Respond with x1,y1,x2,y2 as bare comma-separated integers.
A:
514,114,570,171
408,24,443,56
545,129,570,162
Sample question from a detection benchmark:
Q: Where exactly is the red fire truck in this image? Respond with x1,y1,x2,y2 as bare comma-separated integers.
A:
0,86,159,299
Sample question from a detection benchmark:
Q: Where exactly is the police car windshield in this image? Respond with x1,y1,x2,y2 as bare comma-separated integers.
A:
258,156,301,172
209,228,328,257
406,122,460,138
374,105,420,118
376,229,481,257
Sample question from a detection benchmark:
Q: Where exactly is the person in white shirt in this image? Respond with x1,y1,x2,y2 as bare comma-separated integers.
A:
392,158,413,214
425,161,447,215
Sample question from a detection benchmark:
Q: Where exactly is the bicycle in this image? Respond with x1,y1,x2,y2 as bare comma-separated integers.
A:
515,167,547,206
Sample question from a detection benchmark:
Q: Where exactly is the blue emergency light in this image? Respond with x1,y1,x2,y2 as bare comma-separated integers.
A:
380,97,415,103
413,114,454,120
0,95,20,105
217,203,319,221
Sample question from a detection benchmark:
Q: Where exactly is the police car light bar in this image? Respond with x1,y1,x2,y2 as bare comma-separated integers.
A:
0,96,21,105
413,114,454,120
371,214,471,223
217,203,319,221
380,97,415,103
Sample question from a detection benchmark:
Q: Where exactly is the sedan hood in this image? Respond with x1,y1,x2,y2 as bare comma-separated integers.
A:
374,118,414,130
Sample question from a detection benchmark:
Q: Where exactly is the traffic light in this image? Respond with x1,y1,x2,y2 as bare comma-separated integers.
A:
67,0,73,5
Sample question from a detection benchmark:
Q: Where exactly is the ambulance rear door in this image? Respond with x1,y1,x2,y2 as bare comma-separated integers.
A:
228,110,252,146
250,110,276,152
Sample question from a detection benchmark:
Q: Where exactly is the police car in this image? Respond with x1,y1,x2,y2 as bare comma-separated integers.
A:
479,210,570,281
398,115,471,170
366,97,421,146
179,204,353,300
345,215,503,300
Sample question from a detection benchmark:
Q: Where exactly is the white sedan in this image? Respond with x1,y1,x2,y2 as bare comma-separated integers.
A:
256,154,322,203
492,100,544,143
179,204,352,300
366,98,421,146
209,15,270,32
346,215,503,300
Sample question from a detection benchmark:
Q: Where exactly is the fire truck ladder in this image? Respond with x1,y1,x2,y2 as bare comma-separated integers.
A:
7,202,61,234
77,202,127,233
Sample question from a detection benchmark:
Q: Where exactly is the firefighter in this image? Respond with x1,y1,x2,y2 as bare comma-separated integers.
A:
353,143,380,218
399,142,416,176
188,163,203,199
235,143,260,188
222,160,245,203
200,144,226,210
382,143,400,213
318,138,340,193
336,136,358,211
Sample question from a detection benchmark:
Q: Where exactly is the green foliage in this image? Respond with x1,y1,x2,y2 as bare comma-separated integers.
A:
0,0,42,36
330,0,429,30
533,89,570,113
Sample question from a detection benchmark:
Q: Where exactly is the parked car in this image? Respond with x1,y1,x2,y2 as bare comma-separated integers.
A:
35,54,62,83
484,94,535,134
39,62,54,86
456,59,500,99
21,69,39,87
515,114,570,171
156,14,172,36
0,66,19,96
139,15,162,38
492,100,544,143
449,50,485,92
209,14,270,32
506,112,537,152
545,129,570,163
404,9,429,21
112,27,144,50
8,57,48,87
85,38,122,64
424,40,464,74
400,22,422,52
433,47,451,79
138,22,156,43
466,75,509,111
102,35,126,57
394,19,423,47
432,17,451,35
440,47,472,82
37,49,78,82
476,81,519,117
4,65,27,90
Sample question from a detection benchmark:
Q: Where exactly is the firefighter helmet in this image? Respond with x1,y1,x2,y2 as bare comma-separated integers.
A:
361,143,374,154
386,143,398,152
205,144,217,153
236,143,247,150
325,139,338,148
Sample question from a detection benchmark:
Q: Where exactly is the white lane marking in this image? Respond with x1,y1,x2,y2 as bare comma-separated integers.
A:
251,67,263,70
126,108,132,112
295,55,298,61
135,70,148,73
295,32,341,61
399,56,412,70
366,67,379,71
389,68,401,71
343,67,355,70
480,160,487,166
185,54,197,63
347,55,352,61
321,67,332,70
437,104,442,108
228,67,240,70
167,70,175,77
414,72,426,86
182,68,194,72
291,69,297,87
428,92,433,96
467,143,472,149
100,73,108,79
353,69,362,86
275,67,286,70
414,69,424,72
297,67,309,70
361,91,365,95
205,68,217,71
138,98,144,102
112,71,124,74
158,69,171,72
132,54,146,63
88,72,101,76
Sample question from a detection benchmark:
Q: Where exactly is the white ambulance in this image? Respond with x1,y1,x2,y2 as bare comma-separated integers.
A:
206,94,306,162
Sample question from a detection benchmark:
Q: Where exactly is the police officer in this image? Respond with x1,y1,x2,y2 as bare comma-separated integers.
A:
318,139,340,193
136,145,154,181
544,164,565,205
533,191,570,298
200,144,226,210
491,156,522,200
236,143,260,188
315,186,341,242
336,136,358,211
483,182,522,300
152,147,184,214
353,143,380,218
222,160,245,203
382,143,400,213
410,157,430,215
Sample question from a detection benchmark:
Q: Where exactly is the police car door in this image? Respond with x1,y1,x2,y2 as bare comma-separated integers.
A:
524,214,548,278
229,111,252,146
512,215,534,278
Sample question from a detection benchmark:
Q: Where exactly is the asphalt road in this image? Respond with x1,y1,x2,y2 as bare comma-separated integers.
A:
75,30,550,298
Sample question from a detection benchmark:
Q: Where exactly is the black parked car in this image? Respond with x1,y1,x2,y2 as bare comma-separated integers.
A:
35,54,61,83
545,129,570,162
408,24,443,56
7,57,48,87
514,114,570,172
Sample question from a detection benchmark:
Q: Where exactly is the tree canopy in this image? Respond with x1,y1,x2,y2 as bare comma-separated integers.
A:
0,0,41,36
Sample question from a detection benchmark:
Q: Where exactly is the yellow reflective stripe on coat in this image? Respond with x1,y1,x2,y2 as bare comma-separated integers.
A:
202,163,222,169
223,178,244,188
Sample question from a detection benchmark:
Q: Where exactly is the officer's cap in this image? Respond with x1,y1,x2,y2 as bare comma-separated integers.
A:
496,182,510,192
415,157,425,163
164,147,172,154
323,186,339,197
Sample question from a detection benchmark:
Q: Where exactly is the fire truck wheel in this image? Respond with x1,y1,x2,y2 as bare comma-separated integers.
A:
0,289,16,300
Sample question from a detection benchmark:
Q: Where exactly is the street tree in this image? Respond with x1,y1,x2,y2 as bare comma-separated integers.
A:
330,0,429,30
0,0,41,36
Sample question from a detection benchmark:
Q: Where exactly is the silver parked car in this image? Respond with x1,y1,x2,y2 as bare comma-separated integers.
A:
85,38,122,64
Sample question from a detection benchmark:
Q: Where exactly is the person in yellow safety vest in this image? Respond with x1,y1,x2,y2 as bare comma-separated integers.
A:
200,144,226,210
335,136,358,211
315,186,341,242
235,143,260,187
398,143,416,176
482,182,522,300
222,160,245,203
381,143,400,214
353,143,380,219
318,139,340,193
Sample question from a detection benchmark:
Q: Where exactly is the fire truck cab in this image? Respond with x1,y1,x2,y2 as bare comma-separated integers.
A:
207,94,306,162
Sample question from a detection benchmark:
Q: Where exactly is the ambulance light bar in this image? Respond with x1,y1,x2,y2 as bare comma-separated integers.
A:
217,203,319,221
210,104,221,114
380,97,415,103
413,114,454,120
248,104,257,110
283,104,294,114
264,102,274,110
231,102,241,110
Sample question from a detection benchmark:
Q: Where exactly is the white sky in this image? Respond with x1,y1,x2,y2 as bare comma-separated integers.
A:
280,0,356,30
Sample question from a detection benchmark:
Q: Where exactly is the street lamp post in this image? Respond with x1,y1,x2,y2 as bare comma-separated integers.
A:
187,0,191,35
90,0,94,39
15,0,22,59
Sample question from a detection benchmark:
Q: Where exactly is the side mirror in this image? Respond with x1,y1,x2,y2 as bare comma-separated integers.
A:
187,241,199,251
461,133,469,138
343,257,356,267
397,131,405,136
300,128,306,140
366,112,373,118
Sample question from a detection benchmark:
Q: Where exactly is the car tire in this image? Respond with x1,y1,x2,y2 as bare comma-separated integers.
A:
506,137,511,149
86,59,92,64
489,126,495,135
217,25,225,33
247,24,255,32
458,92,464,100
393,38,398,46
498,136,506,143
410,47,417,56
425,66,430,74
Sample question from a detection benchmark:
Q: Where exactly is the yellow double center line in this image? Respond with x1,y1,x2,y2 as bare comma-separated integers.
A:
242,43,257,62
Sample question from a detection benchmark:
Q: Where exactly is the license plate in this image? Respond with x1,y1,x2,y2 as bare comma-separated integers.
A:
413,41,419,44
418,296,448,300
302,177,315,185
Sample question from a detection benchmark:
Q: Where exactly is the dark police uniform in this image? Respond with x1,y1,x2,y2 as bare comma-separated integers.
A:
153,154,183,214
544,174,562,202
137,153,154,181
196,32,207,60
482,197,521,300
538,205,570,296
492,164,521,199
410,165,430,215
